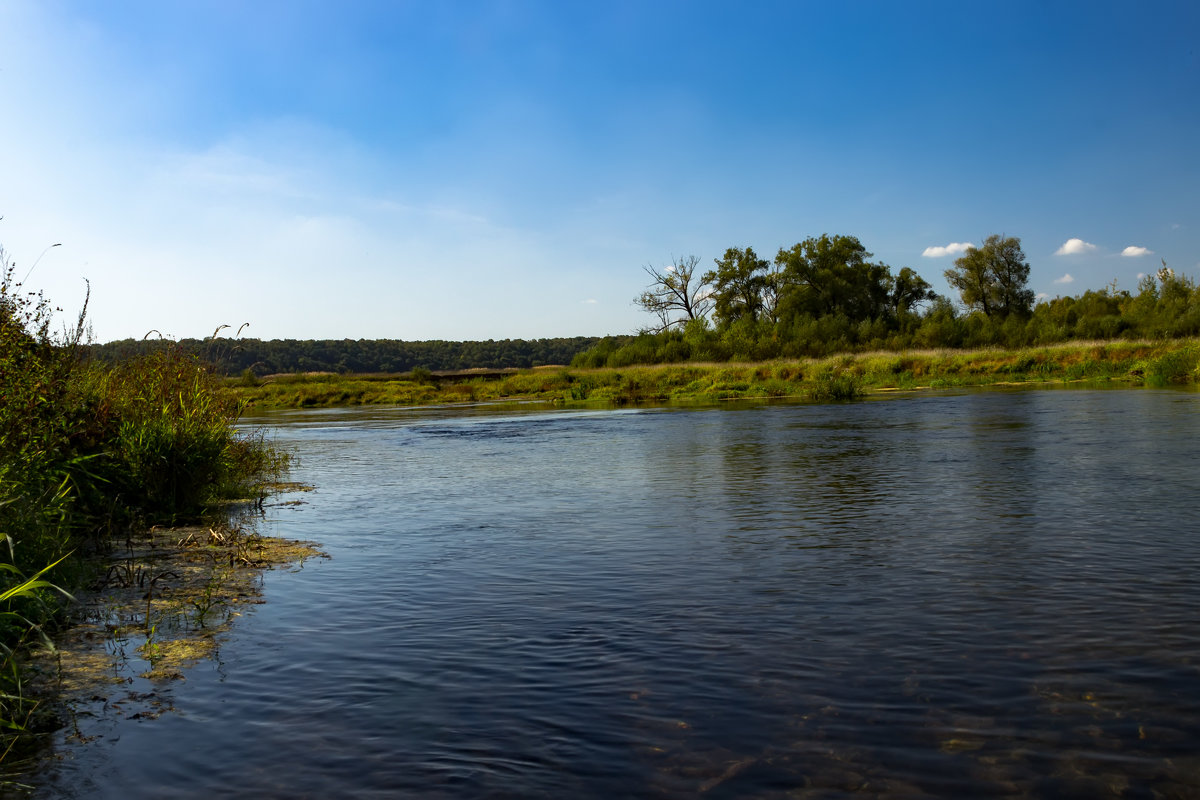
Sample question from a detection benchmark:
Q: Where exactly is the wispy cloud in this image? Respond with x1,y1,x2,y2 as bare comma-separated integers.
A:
1055,238,1097,255
1121,246,1153,257
1054,273,1075,284
581,298,598,304
921,242,973,258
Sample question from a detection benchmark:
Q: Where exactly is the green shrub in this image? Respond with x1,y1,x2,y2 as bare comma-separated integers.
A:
809,368,864,401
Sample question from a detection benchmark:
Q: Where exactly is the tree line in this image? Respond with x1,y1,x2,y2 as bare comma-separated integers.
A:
87,335,602,375
573,233,1200,368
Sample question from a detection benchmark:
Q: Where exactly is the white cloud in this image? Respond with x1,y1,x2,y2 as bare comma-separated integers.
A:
1054,273,1075,284
1055,238,1097,255
581,298,598,304
1136,272,1146,280
921,242,974,258
1121,246,1153,257
1035,292,1049,301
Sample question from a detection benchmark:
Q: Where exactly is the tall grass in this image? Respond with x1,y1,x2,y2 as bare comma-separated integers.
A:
81,346,285,521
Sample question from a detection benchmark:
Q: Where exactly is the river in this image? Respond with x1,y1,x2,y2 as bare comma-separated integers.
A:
35,388,1200,797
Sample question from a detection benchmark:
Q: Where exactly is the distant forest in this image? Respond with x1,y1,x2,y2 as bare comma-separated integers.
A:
86,336,601,375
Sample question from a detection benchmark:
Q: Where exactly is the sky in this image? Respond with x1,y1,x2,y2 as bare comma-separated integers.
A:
1,0,1197,343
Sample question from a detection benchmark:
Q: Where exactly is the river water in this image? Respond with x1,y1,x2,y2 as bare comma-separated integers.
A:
36,388,1200,798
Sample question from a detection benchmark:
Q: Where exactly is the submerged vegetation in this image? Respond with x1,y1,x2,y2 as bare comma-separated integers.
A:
31,521,324,721
227,339,1200,409
0,245,285,759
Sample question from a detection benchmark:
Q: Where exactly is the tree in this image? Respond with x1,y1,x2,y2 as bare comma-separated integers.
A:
703,247,769,325
760,259,788,325
887,267,938,316
945,235,1034,317
774,234,891,323
633,255,713,332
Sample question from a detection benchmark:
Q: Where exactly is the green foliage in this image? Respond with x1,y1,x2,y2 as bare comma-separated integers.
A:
1142,343,1200,385
888,267,938,316
703,246,770,325
88,335,601,375
776,234,891,323
809,368,864,401
88,349,240,518
594,230,1200,370
945,235,1034,318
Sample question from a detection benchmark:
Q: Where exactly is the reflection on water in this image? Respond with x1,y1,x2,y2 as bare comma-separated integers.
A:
37,389,1200,798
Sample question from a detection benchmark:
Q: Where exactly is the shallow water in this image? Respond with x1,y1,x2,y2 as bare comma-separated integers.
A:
37,389,1200,797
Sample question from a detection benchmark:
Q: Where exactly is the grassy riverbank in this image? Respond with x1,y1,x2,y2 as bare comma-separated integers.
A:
227,338,1200,409
1,255,289,761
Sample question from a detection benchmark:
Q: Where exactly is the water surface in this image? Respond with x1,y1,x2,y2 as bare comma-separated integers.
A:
39,389,1200,797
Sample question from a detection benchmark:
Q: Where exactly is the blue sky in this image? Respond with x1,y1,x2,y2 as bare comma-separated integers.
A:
1,0,1196,342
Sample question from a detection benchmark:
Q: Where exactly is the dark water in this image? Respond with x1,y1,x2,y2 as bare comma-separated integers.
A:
38,389,1200,798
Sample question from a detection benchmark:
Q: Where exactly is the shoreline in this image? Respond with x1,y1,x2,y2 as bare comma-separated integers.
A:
13,498,325,775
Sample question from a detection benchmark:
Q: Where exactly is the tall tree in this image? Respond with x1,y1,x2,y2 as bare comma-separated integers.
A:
633,255,713,332
887,267,938,316
945,235,1034,317
703,247,769,325
775,234,891,322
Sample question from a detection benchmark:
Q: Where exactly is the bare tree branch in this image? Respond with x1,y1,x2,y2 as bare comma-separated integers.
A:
633,255,713,330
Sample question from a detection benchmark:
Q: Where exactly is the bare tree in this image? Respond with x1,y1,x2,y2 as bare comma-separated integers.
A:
634,255,713,332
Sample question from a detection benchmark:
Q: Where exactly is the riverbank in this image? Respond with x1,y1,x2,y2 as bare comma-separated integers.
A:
226,338,1200,408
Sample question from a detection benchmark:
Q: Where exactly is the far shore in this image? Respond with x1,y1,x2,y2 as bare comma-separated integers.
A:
224,338,1200,410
